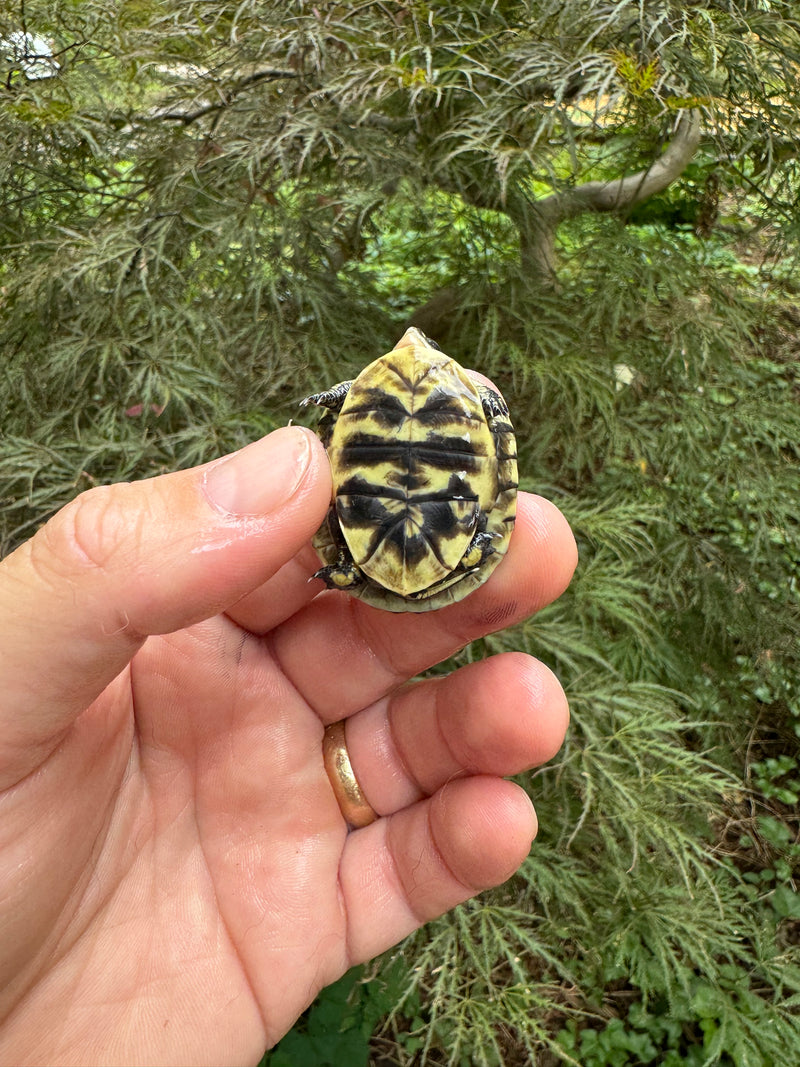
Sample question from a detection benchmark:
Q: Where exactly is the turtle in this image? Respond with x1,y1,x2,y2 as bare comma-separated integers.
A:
300,326,518,612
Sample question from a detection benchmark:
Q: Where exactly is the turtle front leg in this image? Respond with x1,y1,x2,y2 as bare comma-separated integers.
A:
300,380,353,413
477,382,518,502
477,383,511,425
300,380,354,448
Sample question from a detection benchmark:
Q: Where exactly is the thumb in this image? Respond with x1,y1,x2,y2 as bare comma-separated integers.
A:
0,426,331,779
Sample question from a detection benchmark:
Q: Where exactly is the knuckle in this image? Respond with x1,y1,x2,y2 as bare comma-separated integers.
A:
39,483,139,576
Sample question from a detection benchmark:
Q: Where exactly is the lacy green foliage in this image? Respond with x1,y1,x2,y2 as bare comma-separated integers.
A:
2,1,800,1064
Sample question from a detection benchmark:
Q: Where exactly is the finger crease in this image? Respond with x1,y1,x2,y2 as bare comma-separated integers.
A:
386,691,427,798
432,679,477,774
425,801,475,899
348,599,407,689
336,865,356,971
384,821,439,927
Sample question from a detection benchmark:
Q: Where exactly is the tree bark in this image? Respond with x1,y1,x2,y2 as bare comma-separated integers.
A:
523,110,703,278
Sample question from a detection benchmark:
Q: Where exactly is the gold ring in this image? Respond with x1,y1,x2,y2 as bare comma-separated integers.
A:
322,720,377,829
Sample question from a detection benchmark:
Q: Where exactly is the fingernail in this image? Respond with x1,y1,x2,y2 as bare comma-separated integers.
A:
203,426,313,516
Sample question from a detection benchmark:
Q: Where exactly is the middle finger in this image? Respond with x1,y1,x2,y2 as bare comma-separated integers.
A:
344,651,570,817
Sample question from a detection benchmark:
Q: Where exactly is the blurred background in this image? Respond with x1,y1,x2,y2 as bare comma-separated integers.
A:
1,3,798,1064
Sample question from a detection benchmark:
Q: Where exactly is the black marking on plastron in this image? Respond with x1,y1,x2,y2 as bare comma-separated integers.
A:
411,433,486,473
336,495,397,567
418,497,476,540
339,469,475,505
336,490,392,529
413,387,484,428
402,481,479,505
339,491,477,570
404,489,480,505
383,358,436,395
339,501,421,568
337,434,484,473
386,467,432,493
342,389,411,428
381,509,460,571
408,445,483,473
386,526,432,567
337,433,403,468
438,471,478,501
424,431,485,456
338,474,408,501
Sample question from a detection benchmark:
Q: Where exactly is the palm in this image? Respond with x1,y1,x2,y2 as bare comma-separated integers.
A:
124,615,350,1059
3,613,355,1064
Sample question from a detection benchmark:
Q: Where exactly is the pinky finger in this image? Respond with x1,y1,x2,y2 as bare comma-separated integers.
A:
340,776,537,966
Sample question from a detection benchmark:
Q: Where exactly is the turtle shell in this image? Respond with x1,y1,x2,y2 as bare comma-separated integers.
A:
303,328,517,612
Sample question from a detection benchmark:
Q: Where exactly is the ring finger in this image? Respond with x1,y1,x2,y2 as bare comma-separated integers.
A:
339,651,569,819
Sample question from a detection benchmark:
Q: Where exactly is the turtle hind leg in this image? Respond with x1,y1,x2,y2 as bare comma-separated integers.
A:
313,553,365,591
477,383,518,489
310,506,365,591
459,529,496,572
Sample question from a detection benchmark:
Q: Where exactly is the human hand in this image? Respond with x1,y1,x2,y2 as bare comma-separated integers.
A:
0,424,576,1066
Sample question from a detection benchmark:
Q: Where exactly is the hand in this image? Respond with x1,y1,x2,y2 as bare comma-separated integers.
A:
0,424,576,1066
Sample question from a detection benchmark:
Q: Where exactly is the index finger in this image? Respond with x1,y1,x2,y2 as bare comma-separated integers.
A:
269,492,576,721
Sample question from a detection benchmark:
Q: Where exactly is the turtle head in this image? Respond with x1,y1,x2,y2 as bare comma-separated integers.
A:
392,326,442,352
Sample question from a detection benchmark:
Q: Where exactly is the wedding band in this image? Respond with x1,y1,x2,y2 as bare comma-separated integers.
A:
322,720,377,829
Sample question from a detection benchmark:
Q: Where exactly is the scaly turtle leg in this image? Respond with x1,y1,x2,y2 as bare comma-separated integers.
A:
300,380,353,449
310,505,365,591
477,382,518,501
458,528,497,571
313,553,365,591
300,380,353,413
476,382,511,424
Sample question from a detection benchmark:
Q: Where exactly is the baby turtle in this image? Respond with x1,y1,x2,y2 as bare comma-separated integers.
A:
301,327,517,612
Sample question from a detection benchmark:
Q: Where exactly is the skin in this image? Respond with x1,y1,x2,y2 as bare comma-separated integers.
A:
0,419,577,1066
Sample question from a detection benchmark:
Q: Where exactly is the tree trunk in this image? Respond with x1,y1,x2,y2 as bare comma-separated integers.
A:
521,110,703,279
